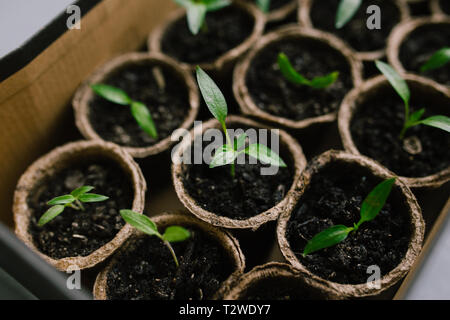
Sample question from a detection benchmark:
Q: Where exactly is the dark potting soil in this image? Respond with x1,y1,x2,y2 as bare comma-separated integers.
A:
245,0,291,11
242,277,325,300
246,38,354,120
89,63,189,148
28,161,134,259
440,0,450,14
106,228,233,300
161,5,254,64
350,87,450,178
407,0,431,16
182,129,293,220
310,0,401,52
399,23,450,86
286,162,411,284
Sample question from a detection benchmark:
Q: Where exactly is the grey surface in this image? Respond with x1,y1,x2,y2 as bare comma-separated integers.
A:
0,267,36,300
0,0,74,58
404,209,450,300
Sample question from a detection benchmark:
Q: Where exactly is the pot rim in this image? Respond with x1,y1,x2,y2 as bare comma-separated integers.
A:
172,115,307,230
93,213,246,300
277,149,425,298
233,25,363,130
13,140,147,271
222,262,341,300
264,0,298,23
72,51,200,158
387,15,450,88
430,0,447,16
147,0,265,73
298,0,410,61
338,73,450,188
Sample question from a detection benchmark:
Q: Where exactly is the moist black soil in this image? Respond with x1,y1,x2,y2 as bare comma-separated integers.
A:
28,161,134,259
408,0,431,16
440,0,450,14
182,128,293,220
310,0,400,52
245,0,291,11
399,24,450,86
89,63,189,148
246,38,354,120
242,277,325,300
106,228,233,300
161,6,254,64
350,87,450,178
286,162,411,284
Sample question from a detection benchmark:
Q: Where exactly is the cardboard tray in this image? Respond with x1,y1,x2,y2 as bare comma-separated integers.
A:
0,0,449,299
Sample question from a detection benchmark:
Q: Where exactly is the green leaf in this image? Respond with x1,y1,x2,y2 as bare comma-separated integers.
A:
408,108,425,124
205,0,231,11
277,53,339,89
256,0,271,13
418,115,450,133
359,178,396,226
186,2,207,35
162,226,191,243
335,0,362,29
120,210,160,237
303,225,353,256
234,133,247,151
71,186,94,198
91,84,132,105
38,205,65,226
245,143,286,167
210,145,237,168
375,60,410,107
196,66,227,125
130,101,158,139
78,193,109,203
47,195,75,206
420,47,450,72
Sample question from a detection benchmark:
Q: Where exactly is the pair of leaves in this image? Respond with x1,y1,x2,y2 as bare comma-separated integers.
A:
38,186,109,226
91,84,158,139
420,47,450,73
335,0,362,29
303,178,396,256
277,53,339,89
120,210,191,243
375,61,450,137
174,0,231,35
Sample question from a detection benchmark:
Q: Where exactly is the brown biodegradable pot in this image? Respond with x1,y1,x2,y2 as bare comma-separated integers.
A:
172,115,307,230
233,25,363,129
298,0,410,61
339,74,450,188
222,262,340,300
387,16,450,87
93,213,245,300
277,150,424,298
256,0,298,24
430,0,450,16
147,0,265,75
73,52,200,158
13,140,146,271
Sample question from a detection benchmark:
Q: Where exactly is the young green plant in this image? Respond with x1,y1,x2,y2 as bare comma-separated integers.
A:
303,177,396,256
174,0,231,35
375,60,450,139
420,47,450,73
91,84,158,139
38,186,109,226
256,0,270,13
277,53,339,89
119,209,190,267
196,66,286,178
335,0,362,29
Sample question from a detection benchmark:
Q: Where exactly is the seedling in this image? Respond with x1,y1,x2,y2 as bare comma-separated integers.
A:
119,209,190,267
335,0,362,29
38,186,109,226
256,0,270,13
277,53,339,89
174,0,231,35
420,47,450,73
196,66,286,178
91,84,158,139
375,60,450,139
303,177,396,256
